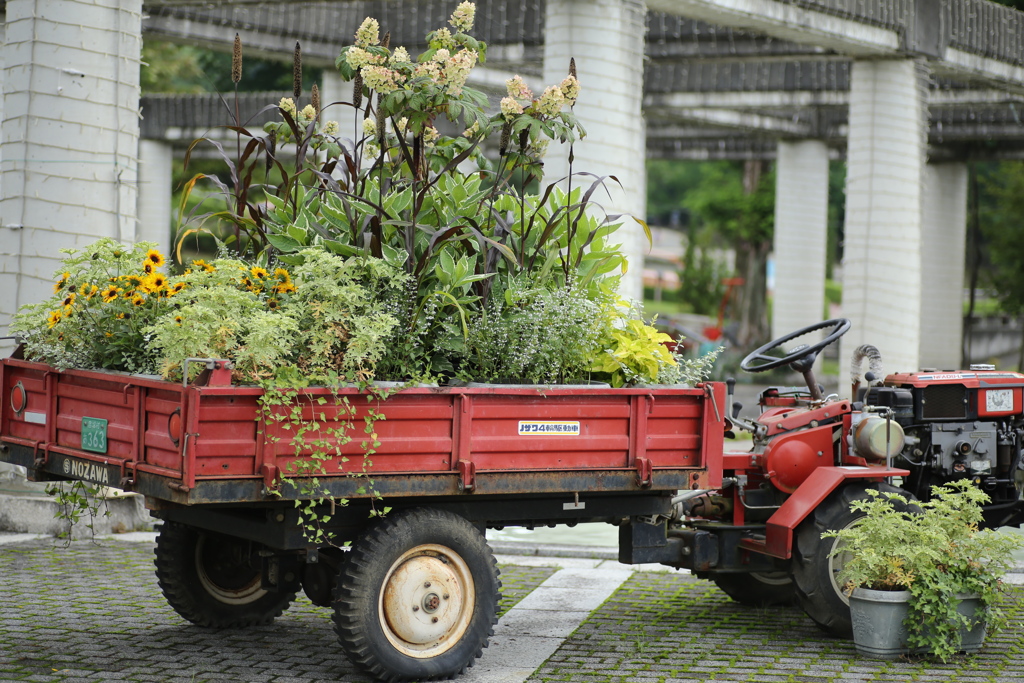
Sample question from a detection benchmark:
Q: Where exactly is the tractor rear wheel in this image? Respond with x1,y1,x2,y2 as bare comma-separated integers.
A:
791,482,914,637
713,571,796,606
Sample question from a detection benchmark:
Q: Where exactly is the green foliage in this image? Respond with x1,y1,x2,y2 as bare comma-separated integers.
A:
826,482,1024,661
144,249,408,383
9,239,170,373
45,480,109,544
465,279,612,384
591,315,677,387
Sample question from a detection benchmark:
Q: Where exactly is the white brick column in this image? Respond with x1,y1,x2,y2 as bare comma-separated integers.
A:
136,139,173,259
772,140,829,354
541,0,647,301
839,59,929,382
919,162,967,370
0,0,142,354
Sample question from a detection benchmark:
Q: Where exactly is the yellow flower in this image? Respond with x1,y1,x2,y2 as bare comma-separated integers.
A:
82,283,99,299
143,273,167,292
274,268,291,283
104,332,113,338
250,267,269,279
169,282,187,296
191,259,215,273
46,310,62,328
53,272,70,293
131,295,145,307
143,262,155,275
101,285,121,303
116,312,128,320
267,299,279,310
145,249,165,268
273,282,297,295
62,292,76,308
174,315,183,325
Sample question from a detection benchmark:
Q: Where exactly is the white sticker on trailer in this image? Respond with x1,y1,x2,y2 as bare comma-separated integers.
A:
22,411,46,425
518,421,580,436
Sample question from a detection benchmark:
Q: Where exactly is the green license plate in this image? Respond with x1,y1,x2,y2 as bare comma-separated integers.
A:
80,417,108,454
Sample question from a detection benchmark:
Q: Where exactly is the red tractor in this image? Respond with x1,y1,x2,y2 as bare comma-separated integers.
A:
670,318,1024,636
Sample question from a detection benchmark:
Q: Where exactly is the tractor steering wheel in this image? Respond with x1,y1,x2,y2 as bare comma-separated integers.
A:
740,318,851,373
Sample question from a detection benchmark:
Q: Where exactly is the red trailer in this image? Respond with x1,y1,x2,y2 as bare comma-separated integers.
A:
3,320,1021,681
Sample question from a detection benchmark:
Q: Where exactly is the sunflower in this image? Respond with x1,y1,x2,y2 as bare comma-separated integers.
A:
191,259,215,273
62,292,76,308
250,266,269,279
143,262,155,275
101,285,121,303
46,310,62,328
143,273,167,292
174,315,183,325
267,298,279,310
274,281,298,295
82,283,99,300
145,249,165,268
121,274,143,292
274,267,292,283
131,295,146,307
169,282,187,296
53,272,70,293
116,312,129,320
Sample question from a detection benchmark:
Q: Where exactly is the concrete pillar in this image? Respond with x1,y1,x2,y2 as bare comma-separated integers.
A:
839,59,929,383
919,163,967,370
542,0,647,301
319,70,348,121
0,0,142,356
136,139,173,259
772,140,829,355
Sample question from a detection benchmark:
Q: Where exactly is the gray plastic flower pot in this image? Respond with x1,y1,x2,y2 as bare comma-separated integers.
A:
850,588,987,659
849,587,913,659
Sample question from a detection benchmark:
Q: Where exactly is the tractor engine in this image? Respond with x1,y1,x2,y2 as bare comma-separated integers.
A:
862,366,1024,526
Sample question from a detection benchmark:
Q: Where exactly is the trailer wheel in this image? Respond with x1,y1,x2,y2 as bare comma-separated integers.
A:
154,521,295,628
333,508,501,682
713,571,796,606
791,482,913,637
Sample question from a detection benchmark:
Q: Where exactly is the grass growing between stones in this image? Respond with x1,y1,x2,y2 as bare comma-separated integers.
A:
531,571,1024,683
0,538,556,682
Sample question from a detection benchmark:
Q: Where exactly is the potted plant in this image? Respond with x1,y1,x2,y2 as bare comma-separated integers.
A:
826,480,1023,661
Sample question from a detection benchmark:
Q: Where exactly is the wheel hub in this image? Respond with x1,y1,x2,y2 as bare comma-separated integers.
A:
380,544,474,657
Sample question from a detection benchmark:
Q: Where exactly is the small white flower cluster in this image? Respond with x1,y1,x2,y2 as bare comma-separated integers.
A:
500,73,580,121
355,17,380,49
449,1,476,33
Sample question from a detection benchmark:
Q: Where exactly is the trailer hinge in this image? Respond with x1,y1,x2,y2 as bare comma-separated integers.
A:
635,456,653,488
261,463,280,495
457,460,476,493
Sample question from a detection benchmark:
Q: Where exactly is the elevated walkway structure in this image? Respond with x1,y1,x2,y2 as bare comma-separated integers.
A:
4,0,1024,375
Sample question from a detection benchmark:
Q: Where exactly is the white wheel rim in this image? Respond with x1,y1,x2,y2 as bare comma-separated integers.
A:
379,543,475,658
826,523,859,607
195,535,267,605
750,571,792,586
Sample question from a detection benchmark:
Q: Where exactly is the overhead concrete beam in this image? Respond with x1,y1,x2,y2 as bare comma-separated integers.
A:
650,107,813,135
643,0,900,56
934,48,1024,97
645,89,848,109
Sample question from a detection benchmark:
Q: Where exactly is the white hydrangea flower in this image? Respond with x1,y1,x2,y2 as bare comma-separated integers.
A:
355,17,380,48
449,2,476,33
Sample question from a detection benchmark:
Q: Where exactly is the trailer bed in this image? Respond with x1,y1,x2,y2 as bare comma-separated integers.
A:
0,358,725,505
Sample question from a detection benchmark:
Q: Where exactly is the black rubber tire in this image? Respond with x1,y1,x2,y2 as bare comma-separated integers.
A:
713,571,796,606
154,521,296,628
333,508,501,682
791,482,914,637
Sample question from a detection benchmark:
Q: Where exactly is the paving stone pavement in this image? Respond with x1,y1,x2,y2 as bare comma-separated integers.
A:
1,535,1023,683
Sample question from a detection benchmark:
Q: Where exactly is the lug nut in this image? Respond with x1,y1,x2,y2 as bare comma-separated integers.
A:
443,594,449,600
424,581,431,588
432,617,438,623
412,606,419,612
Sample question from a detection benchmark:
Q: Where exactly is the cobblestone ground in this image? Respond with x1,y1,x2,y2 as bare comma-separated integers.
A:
0,538,552,682
530,571,1024,683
